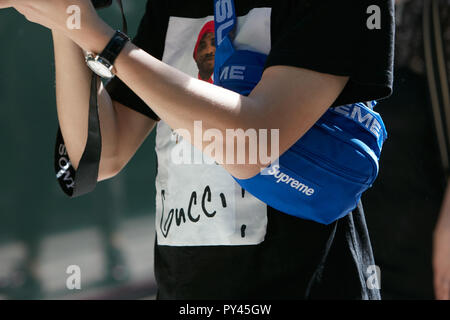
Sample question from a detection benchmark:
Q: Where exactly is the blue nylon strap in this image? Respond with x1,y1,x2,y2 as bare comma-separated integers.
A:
214,0,236,45
215,50,268,96
213,0,237,84
213,0,268,95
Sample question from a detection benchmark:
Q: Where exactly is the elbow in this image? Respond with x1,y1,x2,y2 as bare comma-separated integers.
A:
228,164,262,180
220,121,280,180
97,157,125,182
98,170,120,182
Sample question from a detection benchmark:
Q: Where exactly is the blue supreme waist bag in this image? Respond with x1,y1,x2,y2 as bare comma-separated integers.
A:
213,0,388,225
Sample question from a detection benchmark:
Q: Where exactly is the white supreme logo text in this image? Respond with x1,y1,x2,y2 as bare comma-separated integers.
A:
267,165,315,196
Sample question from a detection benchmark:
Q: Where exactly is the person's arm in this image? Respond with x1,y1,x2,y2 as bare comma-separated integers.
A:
1,0,348,180
433,180,450,300
58,2,347,180
111,48,348,179
52,29,156,181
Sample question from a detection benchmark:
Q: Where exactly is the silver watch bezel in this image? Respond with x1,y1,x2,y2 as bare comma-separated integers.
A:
85,53,115,79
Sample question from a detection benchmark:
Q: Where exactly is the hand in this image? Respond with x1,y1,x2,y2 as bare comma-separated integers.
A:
0,0,93,30
0,0,114,52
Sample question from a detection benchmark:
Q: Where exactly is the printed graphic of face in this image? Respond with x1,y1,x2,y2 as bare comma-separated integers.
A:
193,21,216,82
196,33,216,76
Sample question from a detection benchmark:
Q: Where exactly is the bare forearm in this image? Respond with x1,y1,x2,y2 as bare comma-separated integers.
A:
52,29,120,179
111,43,342,178
116,45,253,130
113,44,273,178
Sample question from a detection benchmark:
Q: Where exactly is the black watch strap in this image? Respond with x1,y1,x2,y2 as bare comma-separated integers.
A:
100,30,130,65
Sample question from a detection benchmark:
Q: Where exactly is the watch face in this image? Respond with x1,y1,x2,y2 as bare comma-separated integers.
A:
87,60,114,79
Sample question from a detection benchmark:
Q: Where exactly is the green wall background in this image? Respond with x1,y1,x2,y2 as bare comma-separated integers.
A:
0,1,156,242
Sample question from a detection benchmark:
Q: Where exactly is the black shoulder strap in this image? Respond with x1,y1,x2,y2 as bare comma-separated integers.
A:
54,1,127,197
423,0,450,177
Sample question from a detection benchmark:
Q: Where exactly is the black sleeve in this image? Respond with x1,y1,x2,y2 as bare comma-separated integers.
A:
105,0,170,121
266,0,395,106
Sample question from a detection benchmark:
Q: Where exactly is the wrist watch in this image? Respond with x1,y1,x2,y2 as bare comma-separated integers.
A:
85,30,130,79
